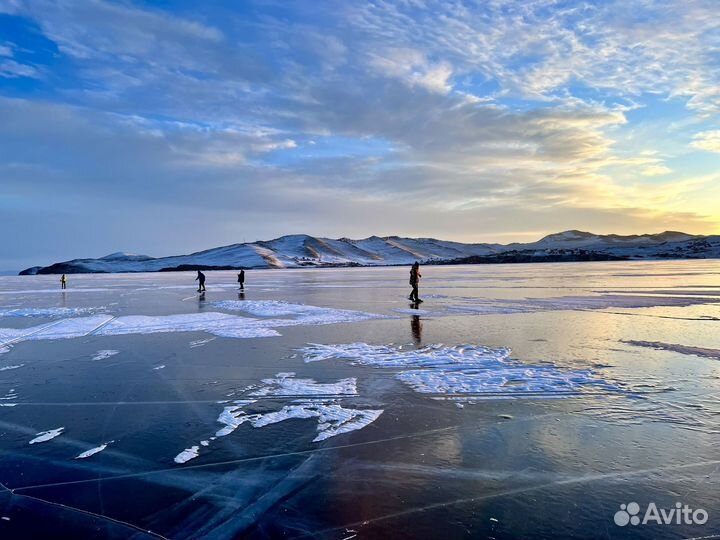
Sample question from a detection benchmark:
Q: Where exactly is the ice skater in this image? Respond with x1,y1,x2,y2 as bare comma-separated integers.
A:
195,270,206,292
60,274,67,289
238,269,245,290
408,261,422,303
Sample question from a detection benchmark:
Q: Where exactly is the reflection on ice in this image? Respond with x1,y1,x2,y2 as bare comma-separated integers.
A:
302,343,620,400
624,340,720,360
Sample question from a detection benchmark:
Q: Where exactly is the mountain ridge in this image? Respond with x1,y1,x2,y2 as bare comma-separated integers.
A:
19,230,720,275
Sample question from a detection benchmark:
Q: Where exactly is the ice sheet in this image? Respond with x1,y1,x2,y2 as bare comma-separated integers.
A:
302,343,620,399
29,427,64,445
448,294,720,315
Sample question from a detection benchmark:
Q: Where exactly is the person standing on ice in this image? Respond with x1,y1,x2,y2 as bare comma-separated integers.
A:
238,269,245,290
195,270,206,292
408,261,422,303
60,274,67,290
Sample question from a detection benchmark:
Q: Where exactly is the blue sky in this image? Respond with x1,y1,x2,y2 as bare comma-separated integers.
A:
1,0,719,270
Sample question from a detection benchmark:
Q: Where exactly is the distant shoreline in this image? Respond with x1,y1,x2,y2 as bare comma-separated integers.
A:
17,230,720,275
18,253,720,276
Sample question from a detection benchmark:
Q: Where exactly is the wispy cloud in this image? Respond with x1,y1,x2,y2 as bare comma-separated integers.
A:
691,131,720,153
0,0,718,269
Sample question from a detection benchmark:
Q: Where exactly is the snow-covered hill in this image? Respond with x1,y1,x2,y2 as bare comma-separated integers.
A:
19,231,720,274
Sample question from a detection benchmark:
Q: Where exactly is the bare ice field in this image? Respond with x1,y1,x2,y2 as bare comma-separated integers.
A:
1,261,720,539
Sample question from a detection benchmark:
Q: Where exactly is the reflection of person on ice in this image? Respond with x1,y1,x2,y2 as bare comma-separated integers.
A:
60,274,67,290
408,261,422,303
195,270,206,292
238,269,245,290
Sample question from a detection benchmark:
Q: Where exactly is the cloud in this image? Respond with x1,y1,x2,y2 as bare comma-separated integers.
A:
691,131,720,153
0,58,40,78
367,48,454,94
1,0,719,269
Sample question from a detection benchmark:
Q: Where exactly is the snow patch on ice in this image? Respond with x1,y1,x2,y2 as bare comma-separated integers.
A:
99,313,281,339
0,364,23,371
248,402,383,442
216,399,258,437
92,349,119,361
75,441,113,459
189,337,216,348
0,303,387,348
211,300,386,326
212,375,380,443
301,343,619,400
2,389,18,400
251,372,357,397
0,307,103,318
29,427,64,444
174,445,200,464
153,364,166,370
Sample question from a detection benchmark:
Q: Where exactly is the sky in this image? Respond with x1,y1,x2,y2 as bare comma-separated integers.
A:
1,0,719,271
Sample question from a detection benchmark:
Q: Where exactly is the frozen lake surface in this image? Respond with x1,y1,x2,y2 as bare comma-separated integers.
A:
1,261,720,539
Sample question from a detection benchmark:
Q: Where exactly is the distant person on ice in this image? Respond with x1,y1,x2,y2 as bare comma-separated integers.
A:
408,261,422,303
195,270,206,292
238,269,245,290
60,274,67,290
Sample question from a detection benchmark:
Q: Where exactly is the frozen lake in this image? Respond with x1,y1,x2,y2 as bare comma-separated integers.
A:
1,261,720,539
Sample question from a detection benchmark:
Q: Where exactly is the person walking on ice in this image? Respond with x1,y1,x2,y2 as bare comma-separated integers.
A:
238,269,245,290
60,274,67,290
408,261,422,303
195,270,206,292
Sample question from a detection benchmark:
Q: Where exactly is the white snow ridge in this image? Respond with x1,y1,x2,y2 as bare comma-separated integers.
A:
301,343,620,401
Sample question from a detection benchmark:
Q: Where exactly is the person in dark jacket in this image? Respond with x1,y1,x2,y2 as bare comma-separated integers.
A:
408,261,422,303
238,269,245,290
195,270,206,292
60,274,67,290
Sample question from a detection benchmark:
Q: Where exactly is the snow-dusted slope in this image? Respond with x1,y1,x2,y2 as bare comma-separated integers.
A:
19,231,720,274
